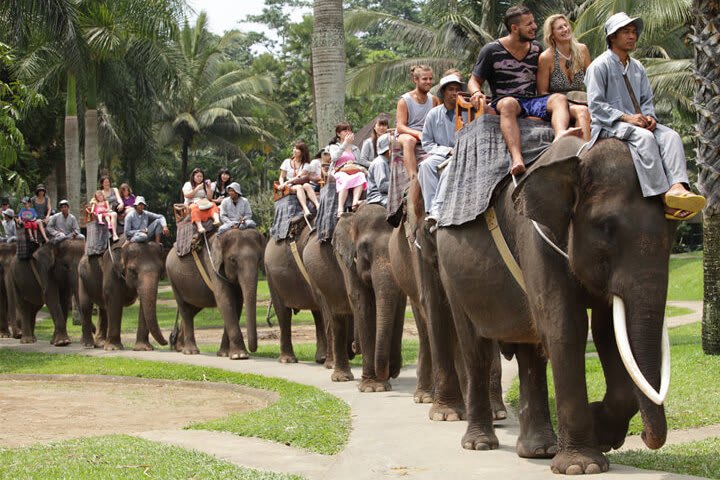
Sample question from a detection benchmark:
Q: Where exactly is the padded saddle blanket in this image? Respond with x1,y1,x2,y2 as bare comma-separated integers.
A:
270,194,305,240
387,142,426,227
315,181,353,243
85,221,110,256
437,115,554,227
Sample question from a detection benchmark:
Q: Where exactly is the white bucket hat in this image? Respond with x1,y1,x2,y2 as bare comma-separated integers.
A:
376,133,390,155
134,196,147,206
226,182,242,195
437,74,463,101
605,12,643,46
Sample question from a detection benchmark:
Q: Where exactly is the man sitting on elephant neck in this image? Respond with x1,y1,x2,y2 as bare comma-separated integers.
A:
123,196,168,244
585,12,706,221
46,199,85,243
1,208,17,243
366,133,391,207
218,182,257,234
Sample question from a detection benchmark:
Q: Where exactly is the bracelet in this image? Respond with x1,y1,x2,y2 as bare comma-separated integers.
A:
470,90,481,97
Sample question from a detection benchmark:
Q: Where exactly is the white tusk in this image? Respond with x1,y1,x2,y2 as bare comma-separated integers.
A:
613,296,671,406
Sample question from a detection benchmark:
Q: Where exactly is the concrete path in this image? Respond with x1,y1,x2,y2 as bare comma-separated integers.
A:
1,300,711,480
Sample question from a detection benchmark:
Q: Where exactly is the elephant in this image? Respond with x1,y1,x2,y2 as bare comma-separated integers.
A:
264,225,329,364
333,204,407,392
165,228,264,359
0,242,19,338
389,179,507,420
436,136,674,474
78,240,167,350
10,238,85,345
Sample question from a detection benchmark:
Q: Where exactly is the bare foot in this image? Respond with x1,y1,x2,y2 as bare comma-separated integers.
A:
554,127,584,142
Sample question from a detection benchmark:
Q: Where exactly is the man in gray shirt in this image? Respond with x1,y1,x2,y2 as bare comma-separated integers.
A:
123,196,168,243
219,182,256,234
46,199,84,243
366,133,391,207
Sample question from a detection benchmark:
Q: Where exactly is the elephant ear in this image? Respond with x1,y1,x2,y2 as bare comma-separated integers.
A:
332,216,357,271
211,235,226,277
31,244,55,288
512,137,582,241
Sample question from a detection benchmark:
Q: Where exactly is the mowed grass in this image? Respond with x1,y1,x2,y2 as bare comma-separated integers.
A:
506,322,720,434
0,350,350,455
0,435,304,480
608,437,720,479
667,251,702,301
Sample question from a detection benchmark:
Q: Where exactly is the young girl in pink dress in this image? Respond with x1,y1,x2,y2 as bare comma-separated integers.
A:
90,190,120,241
328,122,367,218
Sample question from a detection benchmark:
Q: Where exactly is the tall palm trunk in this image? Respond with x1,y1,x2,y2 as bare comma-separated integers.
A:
311,0,345,147
694,0,720,355
64,73,81,215
84,76,99,200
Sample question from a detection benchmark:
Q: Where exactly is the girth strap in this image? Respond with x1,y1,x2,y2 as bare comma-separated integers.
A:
192,249,215,290
484,207,527,293
289,240,313,286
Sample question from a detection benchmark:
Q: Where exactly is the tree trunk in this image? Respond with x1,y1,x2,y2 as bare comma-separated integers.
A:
181,137,190,191
693,0,720,355
64,73,81,216
311,0,346,147
84,108,99,199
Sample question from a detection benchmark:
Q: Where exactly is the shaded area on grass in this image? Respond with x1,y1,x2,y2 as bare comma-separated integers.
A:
0,434,304,480
609,437,720,480
668,252,702,301
0,351,350,455
506,322,720,434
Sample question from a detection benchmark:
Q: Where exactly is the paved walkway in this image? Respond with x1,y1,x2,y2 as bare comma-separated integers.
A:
1,301,713,480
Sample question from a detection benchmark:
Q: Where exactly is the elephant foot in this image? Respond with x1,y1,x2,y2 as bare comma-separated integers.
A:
430,402,466,421
133,341,155,351
81,337,98,349
493,404,508,421
51,334,71,347
314,351,327,364
413,388,433,404
331,368,354,382
516,427,558,458
94,335,107,348
323,358,334,369
278,353,298,364
462,424,499,451
229,349,249,360
20,335,37,344
0,330,11,338
550,448,609,475
216,348,228,357
589,401,630,452
182,346,200,355
12,329,22,339
104,341,124,351
358,378,391,393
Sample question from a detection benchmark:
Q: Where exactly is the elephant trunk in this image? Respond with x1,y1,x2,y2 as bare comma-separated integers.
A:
139,276,167,345
613,295,668,449
239,271,258,352
373,286,399,382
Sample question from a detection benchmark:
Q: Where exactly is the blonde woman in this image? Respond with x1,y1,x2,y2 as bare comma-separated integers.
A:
537,14,592,140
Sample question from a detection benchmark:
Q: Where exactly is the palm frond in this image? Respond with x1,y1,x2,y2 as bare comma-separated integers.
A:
345,9,437,53
346,57,456,96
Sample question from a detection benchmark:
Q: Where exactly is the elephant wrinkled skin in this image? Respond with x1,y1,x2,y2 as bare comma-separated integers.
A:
436,137,674,474
0,243,19,338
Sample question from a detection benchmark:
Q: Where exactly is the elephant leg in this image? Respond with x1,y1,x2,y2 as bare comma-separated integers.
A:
312,309,327,364
514,343,557,458
78,282,97,348
388,294,406,379
330,312,354,382
411,302,434,404
490,341,507,420
590,305,639,452
104,300,125,350
45,285,70,346
275,302,297,364
216,290,249,360
133,302,154,351
176,299,201,355
17,297,39,344
96,308,109,346
322,306,335,369
0,284,10,337
6,280,20,339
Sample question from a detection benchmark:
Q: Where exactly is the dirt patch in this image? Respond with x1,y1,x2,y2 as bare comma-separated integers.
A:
0,374,277,448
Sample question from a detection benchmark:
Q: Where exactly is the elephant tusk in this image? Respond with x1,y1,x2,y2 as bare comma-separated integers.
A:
613,296,670,406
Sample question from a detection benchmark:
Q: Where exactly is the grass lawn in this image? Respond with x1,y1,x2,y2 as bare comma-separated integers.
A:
0,435,304,480
0,350,350,455
667,251,702,301
507,322,720,433
608,437,720,479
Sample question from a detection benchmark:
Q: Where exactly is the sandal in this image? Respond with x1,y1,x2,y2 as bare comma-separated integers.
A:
664,207,698,221
664,190,706,213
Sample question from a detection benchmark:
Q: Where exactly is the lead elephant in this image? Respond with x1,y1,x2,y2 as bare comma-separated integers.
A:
389,180,506,420
11,238,85,345
0,242,19,338
166,228,264,359
437,137,674,474
264,225,328,364
333,204,406,392
78,240,167,350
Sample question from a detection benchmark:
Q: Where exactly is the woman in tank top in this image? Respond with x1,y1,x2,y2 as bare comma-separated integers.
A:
537,14,592,140
31,184,52,224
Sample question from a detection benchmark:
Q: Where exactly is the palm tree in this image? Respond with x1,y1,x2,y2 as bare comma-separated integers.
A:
311,0,345,146
693,0,720,354
156,12,281,182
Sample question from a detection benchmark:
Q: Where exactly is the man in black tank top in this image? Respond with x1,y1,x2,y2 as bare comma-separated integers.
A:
467,6,582,175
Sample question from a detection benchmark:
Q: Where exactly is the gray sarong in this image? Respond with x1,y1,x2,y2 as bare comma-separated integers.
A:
315,180,352,243
437,115,554,227
85,221,110,256
270,195,305,240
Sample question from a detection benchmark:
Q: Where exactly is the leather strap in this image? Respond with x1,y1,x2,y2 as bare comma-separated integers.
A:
289,240,313,286
622,70,643,114
192,248,215,290
484,207,526,293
